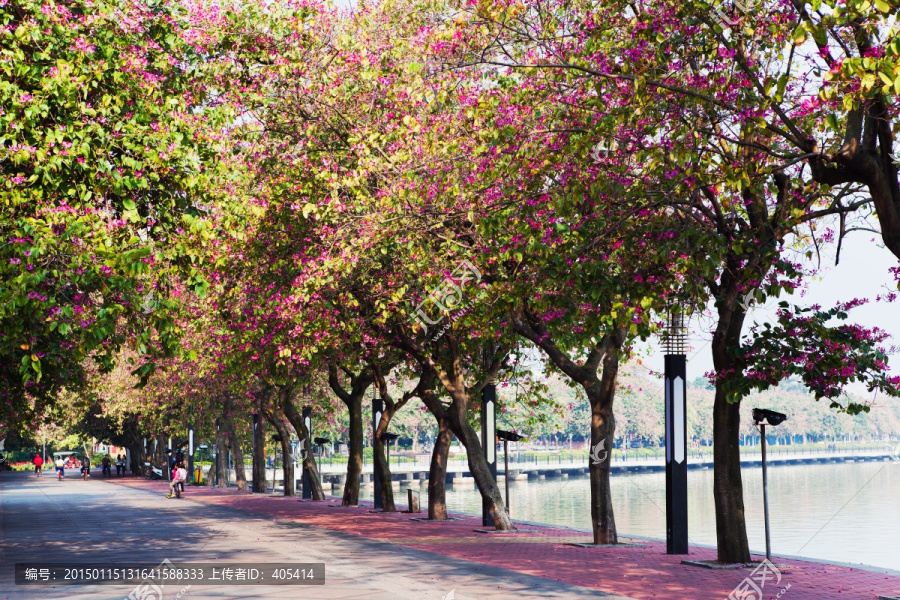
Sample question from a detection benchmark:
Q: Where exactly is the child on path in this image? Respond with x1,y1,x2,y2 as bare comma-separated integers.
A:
167,461,187,498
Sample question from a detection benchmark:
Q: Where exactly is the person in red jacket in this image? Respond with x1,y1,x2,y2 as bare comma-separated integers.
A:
33,454,43,477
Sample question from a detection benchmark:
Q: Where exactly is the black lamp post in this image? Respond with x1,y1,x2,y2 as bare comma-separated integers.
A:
301,407,313,499
188,425,195,483
496,430,523,515
663,304,689,555
753,408,787,562
482,344,499,527
314,437,330,454
197,444,208,484
251,412,260,493
163,448,172,484
272,434,282,492
314,437,330,491
380,432,399,471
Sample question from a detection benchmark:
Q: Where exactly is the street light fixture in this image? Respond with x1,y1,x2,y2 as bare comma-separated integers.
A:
271,434,283,492
663,302,689,555
313,437,330,489
380,432,399,469
197,444,208,484
753,408,787,562
497,430,523,515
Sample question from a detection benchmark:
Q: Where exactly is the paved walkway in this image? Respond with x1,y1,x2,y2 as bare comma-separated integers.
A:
3,471,900,600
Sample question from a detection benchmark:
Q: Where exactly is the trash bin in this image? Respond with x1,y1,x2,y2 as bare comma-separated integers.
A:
407,489,421,513
194,468,203,484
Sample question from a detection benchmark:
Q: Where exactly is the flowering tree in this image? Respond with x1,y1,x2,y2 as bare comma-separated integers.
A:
439,0,900,560
0,0,251,433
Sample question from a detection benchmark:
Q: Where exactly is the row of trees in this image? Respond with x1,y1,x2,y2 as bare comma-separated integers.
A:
4,0,900,564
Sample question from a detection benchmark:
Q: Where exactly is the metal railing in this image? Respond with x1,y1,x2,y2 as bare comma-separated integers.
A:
216,442,896,474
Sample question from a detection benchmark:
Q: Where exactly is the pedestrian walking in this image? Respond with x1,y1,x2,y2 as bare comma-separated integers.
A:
102,454,111,478
116,452,126,477
33,453,43,476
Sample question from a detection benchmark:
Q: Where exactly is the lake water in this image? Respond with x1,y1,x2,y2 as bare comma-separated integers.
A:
357,460,900,571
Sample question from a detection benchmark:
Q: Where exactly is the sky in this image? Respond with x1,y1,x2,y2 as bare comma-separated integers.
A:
639,232,900,399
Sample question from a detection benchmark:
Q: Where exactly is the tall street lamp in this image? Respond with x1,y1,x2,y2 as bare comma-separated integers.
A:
197,444,208,484
753,408,787,562
482,344,499,527
302,407,313,499
272,434,282,493
372,396,384,509
496,430,523,515
314,437,330,490
663,304,689,555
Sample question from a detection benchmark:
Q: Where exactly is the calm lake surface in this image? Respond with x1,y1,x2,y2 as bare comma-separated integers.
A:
357,461,900,571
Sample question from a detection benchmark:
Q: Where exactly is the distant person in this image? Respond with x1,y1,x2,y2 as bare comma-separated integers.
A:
80,459,91,480
33,453,43,476
167,461,187,499
101,455,111,478
55,456,65,479
116,453,126,477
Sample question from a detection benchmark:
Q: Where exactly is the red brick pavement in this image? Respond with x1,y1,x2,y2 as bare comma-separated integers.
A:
109,478,900,600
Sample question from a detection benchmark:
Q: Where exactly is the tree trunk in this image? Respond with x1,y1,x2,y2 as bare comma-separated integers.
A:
280,390,326,501
428,414,452,520
512,313,625,543
129,441,143,476
587,345,620,545
405,369,449,520
447,399,512,530
373,407,396,512
713,386,749,563
222,402,247,491
712,307,751,564
154,437,164,469
343,393,364,505
252,397,267,493
265,408,296,496
215,422,228,488
328,365,376,507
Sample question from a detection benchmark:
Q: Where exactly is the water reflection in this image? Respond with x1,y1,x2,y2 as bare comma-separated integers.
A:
357,461,900,571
